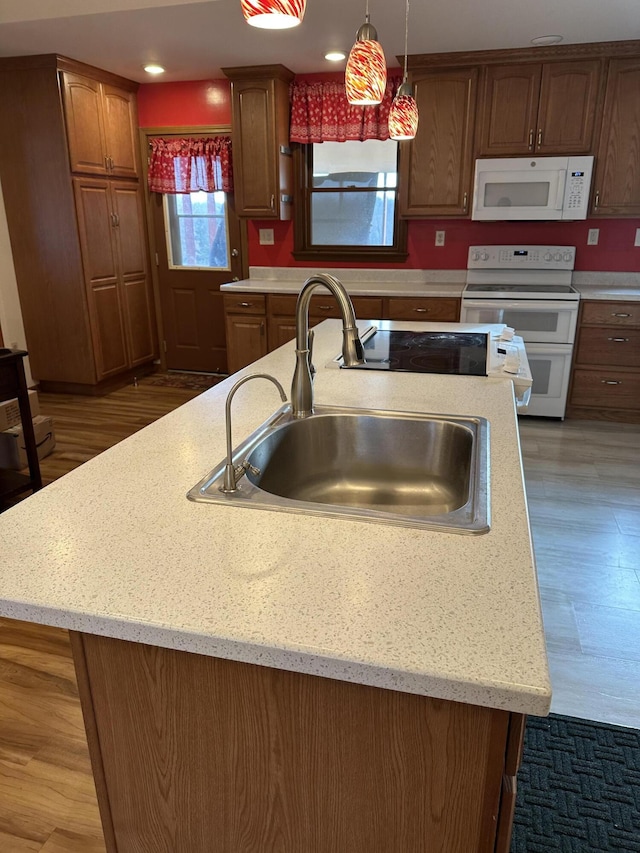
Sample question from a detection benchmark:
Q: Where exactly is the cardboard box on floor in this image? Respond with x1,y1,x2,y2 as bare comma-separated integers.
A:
0,414,55,470
0,388,40,431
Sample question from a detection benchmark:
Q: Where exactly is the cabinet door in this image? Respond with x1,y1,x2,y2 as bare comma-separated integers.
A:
536,60,601,154
267,317,298,351
593,58,640,216
232,80,279,218
102,85,140,178
476,64,541,156
399,67,478,217
73,178,128,378
225,316,268,374
62,72,108,176
112,183,156,365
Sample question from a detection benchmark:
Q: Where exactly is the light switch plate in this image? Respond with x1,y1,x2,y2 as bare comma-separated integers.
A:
259,228,275,246
635,228,640,247
435,230,445,246
587,228,599,245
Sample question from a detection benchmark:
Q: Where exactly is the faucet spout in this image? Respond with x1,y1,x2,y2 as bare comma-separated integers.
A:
220,373,287,493
291,273,364,418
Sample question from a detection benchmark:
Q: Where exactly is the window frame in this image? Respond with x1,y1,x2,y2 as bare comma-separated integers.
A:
162,190,231,272
292,144,408,263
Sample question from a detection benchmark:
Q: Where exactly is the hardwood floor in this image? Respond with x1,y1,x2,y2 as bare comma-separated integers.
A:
0,381,639,851
0,378,202,853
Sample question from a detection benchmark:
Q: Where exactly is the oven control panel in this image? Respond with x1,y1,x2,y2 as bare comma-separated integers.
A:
468,245,576,270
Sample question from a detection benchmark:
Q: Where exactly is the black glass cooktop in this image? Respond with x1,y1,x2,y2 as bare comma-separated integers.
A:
345,330,489,376
465,283,575,293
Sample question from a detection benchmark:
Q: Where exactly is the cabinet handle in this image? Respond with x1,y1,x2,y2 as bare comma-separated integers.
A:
270,194,275,211
104,155,110,172
260,322,265,336
317,304,332,311
612,312,631,318
537,128,543,147
414,308,429,313
110,212,119,227
607,337,630,342
528,129,534,150
463,192,468,211
594,191,600,210
238,301,252,307
601,379,622,385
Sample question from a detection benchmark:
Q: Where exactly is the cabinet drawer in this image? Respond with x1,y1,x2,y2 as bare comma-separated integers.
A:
570,368,640,410
581,301,640,327
576,328,640,367
268,294,298,316
223,294,266,315
309,295,383,319
387,297,460,321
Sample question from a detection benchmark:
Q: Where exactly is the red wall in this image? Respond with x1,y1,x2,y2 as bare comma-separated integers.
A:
248,218,640,272
138,79,640,273
138,79,232,127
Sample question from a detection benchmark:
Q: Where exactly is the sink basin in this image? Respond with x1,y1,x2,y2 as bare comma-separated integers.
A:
188,405,490,534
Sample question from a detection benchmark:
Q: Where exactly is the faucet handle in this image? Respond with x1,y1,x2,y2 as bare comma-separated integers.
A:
307,328,316,377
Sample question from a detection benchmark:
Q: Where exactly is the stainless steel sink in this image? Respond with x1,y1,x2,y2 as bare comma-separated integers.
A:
188,405,490,534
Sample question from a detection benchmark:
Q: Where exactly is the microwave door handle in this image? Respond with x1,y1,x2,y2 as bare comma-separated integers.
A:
555,170,567,209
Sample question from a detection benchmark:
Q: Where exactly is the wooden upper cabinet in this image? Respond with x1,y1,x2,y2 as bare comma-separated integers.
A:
223,65,294,220
477,60,601,156
62,72,140,178
592,58,640,216
399,66,478,217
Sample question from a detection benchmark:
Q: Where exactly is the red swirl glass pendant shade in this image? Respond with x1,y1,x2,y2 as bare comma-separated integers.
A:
240,0,306,29
345,10,387,107
389,86,419,140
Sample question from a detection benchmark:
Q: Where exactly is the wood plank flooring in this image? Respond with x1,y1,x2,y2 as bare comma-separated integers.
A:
1,379,639,851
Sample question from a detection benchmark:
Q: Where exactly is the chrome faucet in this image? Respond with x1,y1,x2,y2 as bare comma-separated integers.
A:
220,373,287,493
291,273,365,418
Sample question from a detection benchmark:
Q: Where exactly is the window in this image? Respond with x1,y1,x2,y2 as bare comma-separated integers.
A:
294,140,407,262
163,191,230,270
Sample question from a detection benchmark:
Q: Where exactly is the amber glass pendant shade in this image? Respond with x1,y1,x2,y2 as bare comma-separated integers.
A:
345,37,387,106
389,87,419,140
240,0,306,29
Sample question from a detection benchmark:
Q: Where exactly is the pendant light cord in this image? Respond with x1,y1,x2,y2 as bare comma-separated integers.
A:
403,0,410,82
365,0,370,24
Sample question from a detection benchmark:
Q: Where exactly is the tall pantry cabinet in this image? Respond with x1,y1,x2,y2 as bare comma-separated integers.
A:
0,55,156,392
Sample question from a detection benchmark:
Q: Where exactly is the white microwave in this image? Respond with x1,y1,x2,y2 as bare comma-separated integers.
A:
471,156,594,221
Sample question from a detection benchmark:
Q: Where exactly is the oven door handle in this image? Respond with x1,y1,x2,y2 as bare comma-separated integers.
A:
462,299,577,312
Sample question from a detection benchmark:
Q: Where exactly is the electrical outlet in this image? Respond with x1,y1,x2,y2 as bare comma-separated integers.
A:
587,228,599,246
435,230,445,247
635,228,640,247
259,228,274,246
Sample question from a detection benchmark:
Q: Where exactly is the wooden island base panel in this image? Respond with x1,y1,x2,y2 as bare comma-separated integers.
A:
70,632,525,853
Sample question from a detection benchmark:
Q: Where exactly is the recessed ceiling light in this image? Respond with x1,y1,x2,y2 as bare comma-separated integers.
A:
143,64,165,75
531,35,563,46
325,50,347,62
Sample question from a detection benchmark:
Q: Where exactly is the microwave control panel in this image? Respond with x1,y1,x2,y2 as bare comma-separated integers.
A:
468,246,576,270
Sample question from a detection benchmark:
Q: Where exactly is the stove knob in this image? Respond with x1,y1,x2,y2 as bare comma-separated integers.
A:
471,251,480,261
544,252,553,261
563,251,573,262
481,251,489,261
554,252,562,261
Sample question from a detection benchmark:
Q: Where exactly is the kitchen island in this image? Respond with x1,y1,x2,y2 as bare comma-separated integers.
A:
0,318,550,853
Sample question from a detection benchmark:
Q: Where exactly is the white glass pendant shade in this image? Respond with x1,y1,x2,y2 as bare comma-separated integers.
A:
240,0,306,29
389,84,419,140
345,36,387,106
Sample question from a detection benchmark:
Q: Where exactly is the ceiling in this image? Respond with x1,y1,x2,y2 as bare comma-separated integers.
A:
0,0,638,83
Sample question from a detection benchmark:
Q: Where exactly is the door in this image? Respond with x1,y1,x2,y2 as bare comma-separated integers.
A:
460,300,578,344
151,189,244,373
523,343,574,418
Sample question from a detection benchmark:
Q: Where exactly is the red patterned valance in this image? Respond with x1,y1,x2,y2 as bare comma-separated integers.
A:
148,136,233,194
289,77,401,143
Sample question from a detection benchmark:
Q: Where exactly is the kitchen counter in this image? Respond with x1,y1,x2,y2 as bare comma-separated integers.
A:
573,272,640,301
221,265,466,298
0,319,550,717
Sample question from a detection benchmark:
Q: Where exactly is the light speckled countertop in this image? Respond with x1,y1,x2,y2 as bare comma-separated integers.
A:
221,266,466,298
0,320,551,716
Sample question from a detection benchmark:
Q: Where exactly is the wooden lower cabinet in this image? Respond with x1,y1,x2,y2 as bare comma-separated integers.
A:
71,631,525,853
224,293,462,373
567,300,640,422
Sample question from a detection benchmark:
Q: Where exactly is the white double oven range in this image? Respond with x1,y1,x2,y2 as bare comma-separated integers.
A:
461,245,580,418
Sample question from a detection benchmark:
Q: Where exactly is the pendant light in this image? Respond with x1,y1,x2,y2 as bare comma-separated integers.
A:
240,0,306,29
345,0,387,106
389,0,419,140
